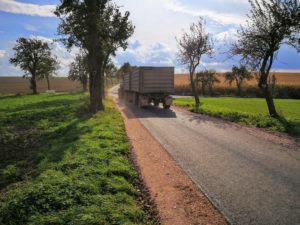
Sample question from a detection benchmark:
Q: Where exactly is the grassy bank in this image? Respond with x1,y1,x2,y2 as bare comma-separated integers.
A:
0,93,152,225
174,97,300,135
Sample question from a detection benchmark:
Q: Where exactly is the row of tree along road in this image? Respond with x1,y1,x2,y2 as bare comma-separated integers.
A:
177,0,299,117
9,0,299,117
10,0,134,113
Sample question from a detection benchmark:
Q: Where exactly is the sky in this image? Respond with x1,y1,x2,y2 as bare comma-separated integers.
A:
0,0,299,76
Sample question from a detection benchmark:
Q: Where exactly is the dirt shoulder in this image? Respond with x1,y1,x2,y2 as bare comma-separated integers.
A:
115,99,227,225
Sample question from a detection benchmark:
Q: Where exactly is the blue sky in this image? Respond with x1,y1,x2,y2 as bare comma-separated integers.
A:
0,0,299,76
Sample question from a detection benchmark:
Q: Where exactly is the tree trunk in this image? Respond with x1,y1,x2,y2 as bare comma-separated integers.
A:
259,72,277,117
30,74,37,94
101,75,105,99
88,53,104,113
209,84,213,96
237,83,241,96
190,70,200,110
261,84,277,117
46,75,51,90
89,72,104,113
258,50,278,117
85,0,104,113
201,83,205,96
82,79,87,92
101,55,110,99
259,52,277,117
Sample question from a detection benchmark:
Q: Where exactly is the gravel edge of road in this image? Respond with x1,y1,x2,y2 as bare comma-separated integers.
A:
128,145,161,224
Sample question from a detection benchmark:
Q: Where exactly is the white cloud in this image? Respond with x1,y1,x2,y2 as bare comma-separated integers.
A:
0,50,6,58
24,24,37,32
114,0,249,72
215,28,238,42
116,0,194,49
0,0,55,17
117,40,176,67
125,42,174,64
165,0,246,25
30,35,53,43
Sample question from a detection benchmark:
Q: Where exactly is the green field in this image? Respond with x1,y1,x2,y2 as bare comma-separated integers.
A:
0,93,152,225
174,97,300,135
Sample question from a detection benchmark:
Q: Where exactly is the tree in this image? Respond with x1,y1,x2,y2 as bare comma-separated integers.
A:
104,60,118,92
268,73,277,97
55,0,134,113
119,62,132,74
117,62,137,78
225,65,252,96
196,69,219,96
10,38,58,94
39,57,60,90
116,62,137,81
196,71,207,95
177,18,213,109
68,53,89,92
231,0,300,116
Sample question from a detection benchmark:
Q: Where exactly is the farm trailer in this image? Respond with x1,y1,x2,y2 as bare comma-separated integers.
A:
119,67,175,108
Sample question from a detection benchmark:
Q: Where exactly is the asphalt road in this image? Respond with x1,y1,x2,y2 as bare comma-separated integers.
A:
110,86,300,225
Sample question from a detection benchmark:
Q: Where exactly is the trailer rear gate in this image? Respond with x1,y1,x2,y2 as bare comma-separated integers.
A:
128,67,174,94
121,67,175,108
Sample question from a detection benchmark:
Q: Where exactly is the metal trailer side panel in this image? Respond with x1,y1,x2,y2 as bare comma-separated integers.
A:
140,67,174,94
130,68,140,92
123,72,130,91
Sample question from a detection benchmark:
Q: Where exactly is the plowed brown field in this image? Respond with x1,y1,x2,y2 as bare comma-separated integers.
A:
0,77,82,94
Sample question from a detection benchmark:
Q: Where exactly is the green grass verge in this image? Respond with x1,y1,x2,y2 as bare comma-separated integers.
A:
0,93,152,225
174,97,300,135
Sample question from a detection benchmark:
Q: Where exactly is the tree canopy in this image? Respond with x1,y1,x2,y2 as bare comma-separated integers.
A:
68,53,89,92
196,69,219,96
225,65,252,96
10,37,58,94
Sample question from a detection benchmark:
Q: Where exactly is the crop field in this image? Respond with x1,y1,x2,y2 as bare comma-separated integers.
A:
175,72,300,98
0,93,152,224
175,72,300,87
0,77,82,94
0,77,120,95
174,97,300,135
